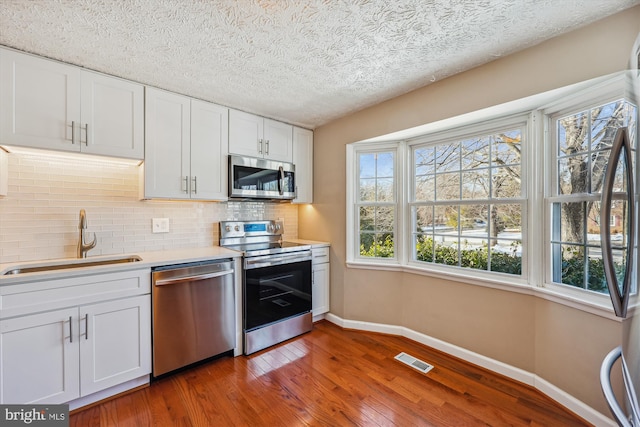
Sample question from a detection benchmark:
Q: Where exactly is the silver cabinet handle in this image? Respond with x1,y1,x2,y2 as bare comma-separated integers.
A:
600,127,634,318
84,313,89,340
182,176,189,193
192,176,197,194
83,123,89,146
68,316,73,343
154,269,234,286
258,139,263,154
71,121,76,145
266,140,270,155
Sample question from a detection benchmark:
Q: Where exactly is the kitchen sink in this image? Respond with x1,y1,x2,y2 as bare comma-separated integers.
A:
2,255,142,275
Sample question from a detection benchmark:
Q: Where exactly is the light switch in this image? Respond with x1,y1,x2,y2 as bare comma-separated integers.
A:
152,218,170,233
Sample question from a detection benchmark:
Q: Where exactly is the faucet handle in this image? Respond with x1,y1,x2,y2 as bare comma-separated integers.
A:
83,232,97,249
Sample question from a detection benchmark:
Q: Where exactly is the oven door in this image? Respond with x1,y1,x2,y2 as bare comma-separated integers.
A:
243,253,312,331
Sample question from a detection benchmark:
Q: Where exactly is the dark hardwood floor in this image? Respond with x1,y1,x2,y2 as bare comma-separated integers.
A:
71,321,591,426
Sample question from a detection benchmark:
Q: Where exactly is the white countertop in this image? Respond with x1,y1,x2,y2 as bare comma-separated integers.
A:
285,238,330,247
0,246,242,286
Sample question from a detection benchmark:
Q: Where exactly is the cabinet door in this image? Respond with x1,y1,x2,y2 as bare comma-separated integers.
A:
0,308,79,404
81,71,144,159
312,262,330,316
293,127,313,203
229,109,264,158
144,87,191,199
0,48,81,151
190,100,229,200
79,295,151,396
264,119,293,162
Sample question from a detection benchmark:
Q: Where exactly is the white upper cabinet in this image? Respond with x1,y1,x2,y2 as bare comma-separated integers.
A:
0,48,144,159
80,71,144,159
190,99,228,200
229,109,293,162
293,126,313,204
143,87,228,200
144,88,191,199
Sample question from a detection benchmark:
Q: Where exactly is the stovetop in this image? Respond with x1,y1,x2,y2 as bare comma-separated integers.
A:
219,220,311,257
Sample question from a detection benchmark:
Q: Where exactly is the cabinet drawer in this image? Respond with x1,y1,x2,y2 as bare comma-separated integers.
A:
0,269,150,319
312,247,329,264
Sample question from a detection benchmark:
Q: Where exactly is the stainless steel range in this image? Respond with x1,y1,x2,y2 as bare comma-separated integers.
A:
219,220,313,355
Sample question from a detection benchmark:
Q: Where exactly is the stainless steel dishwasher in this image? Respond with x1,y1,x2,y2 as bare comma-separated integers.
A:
152,259,235,377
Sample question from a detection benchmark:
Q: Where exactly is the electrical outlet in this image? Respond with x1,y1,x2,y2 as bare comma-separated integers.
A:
152,218,170,233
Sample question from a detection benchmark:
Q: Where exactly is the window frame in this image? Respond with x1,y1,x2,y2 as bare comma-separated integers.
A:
405,115,530,280
346,142,403,265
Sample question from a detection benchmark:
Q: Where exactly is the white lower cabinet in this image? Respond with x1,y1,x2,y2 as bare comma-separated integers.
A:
0,308,80,404
0,269,151,405
312,246,330,317
79,295,151,396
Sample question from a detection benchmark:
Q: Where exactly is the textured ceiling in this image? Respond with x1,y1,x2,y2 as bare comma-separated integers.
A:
0,0,638,129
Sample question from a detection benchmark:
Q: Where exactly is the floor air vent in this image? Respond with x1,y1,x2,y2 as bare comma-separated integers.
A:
394,352,434,374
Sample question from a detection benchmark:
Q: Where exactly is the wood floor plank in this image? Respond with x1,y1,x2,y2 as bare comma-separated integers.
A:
70,321,592,426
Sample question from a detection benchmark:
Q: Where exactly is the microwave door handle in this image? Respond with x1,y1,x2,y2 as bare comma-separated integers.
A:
278,166,285,195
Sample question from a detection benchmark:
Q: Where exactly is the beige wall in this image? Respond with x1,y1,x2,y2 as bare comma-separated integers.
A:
300,6,639,415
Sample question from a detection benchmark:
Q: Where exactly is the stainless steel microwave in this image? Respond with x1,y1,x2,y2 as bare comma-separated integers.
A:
228,155,296,200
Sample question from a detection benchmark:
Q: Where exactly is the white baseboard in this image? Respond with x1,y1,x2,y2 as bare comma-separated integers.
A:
324,313,615,427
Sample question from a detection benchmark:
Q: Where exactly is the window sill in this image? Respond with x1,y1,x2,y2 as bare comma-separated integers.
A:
346,261,626,321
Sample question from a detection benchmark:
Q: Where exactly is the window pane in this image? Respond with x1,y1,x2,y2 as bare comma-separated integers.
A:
558,202,585,244
359,178,376,202
359,206,375,231
558,111,588,156
376,206,395,232
558,155,588,195
415,206,434,232
415,147,435,175
493,130,522,165
490,204,521,240
434,237,459,266
415,174,435,201
489,239,522,275
460,205,489,238
461,242,488,270
610,200,629,248
591,100,624,151
359,153,376,178
560,244,586,289
436,143,460,172
434,205,458,231
359,232,375,256
377,152,394,178
415,234,434,262
491,166,521,198
586,245,606,293
462,170,489,199
436,172,460,200
590,149,609,194
461,137,490,169
377,178,394,202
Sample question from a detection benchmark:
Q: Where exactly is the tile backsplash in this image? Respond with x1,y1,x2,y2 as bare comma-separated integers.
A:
0,151,298,263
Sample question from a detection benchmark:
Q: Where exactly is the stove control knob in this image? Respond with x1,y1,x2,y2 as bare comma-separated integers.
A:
275,223,281,231
267,223,275,233
234,225,240,232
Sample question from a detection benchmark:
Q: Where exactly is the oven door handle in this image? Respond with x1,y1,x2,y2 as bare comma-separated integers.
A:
154,269,234,286
278,165,285,196
245,253,311,269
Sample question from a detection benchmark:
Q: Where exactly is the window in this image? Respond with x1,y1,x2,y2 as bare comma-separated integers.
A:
410,125,525,276
549,98,637,294
346,74,638,308
355,149,397,259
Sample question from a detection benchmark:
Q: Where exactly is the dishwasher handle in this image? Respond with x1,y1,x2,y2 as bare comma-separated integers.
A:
154,269,234,286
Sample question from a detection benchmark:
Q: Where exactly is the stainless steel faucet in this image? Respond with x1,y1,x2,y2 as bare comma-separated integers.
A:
77,209,97,258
